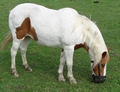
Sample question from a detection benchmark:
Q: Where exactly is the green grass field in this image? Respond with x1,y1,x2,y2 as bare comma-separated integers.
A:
0,0,120,92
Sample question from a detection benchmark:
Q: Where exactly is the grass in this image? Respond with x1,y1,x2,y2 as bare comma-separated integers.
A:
0,0,120,91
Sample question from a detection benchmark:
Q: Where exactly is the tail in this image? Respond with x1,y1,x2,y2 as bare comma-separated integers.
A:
0,31,12,51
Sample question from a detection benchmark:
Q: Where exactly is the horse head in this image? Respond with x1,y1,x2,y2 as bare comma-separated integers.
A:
91,51,110,83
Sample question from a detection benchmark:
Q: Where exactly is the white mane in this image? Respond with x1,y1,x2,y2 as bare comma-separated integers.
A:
73,14,108,67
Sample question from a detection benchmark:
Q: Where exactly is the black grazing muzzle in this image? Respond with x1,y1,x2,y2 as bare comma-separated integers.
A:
91,63,106,83
92,74,106,83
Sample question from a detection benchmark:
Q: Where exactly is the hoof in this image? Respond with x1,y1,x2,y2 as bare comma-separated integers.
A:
12,72,19,77
58,77,66,82
24,64,32,72
58,75,66,82
25,66,32,72
11,68,19,77
69,77,77,84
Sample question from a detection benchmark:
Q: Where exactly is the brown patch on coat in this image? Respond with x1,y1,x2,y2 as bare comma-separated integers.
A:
16,17,38,41
74,43,89,51
61,43,89,52
93,52,110,76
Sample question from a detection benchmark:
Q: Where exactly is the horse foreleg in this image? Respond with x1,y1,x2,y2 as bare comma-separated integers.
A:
11,40,21,77
64,46,77,84
20,36,32,72
58,50,66,82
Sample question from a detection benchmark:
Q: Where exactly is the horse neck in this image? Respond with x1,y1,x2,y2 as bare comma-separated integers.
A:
75,14,107,67
84,22,107,67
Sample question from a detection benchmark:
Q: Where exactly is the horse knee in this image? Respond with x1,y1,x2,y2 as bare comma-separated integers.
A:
66,62,73,67
20,49,26,55
11,47,18,57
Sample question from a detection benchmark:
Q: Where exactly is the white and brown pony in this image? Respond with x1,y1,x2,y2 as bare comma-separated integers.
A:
1,3,109,84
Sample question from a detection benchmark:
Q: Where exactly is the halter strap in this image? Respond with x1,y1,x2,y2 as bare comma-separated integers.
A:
98,64,101,76
91,61,101,76
91,61,94,63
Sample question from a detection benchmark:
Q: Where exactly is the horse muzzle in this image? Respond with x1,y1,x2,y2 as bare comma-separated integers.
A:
92,74,106,83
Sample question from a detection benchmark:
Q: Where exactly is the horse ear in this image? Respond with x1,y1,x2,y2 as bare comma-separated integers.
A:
102,52,107,58
107,47,110,52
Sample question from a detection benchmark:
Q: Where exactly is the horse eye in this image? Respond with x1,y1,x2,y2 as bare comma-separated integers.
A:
101,64,105,68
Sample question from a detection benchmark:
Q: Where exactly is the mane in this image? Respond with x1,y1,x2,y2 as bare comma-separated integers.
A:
74,14,108,67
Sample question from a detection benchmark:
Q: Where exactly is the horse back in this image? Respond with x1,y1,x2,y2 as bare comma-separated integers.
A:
9,3,84,47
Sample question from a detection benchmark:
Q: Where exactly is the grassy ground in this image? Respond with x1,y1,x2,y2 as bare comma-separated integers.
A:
0,0,120,92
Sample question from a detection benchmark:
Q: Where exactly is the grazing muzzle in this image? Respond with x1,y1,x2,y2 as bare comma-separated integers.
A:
92,74,106,83
91,61,106,83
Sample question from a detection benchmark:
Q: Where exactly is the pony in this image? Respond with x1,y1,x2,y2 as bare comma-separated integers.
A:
0,3,110,84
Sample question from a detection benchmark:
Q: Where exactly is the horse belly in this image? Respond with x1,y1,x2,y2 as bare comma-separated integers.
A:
37,40,61,47
35,29,62,47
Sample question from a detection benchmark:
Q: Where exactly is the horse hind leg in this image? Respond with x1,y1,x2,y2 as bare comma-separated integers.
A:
11,40,22,77
20,36,32,72
58,49,66,82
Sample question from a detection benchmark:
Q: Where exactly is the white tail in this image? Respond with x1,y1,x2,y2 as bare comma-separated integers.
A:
0,31,12,51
